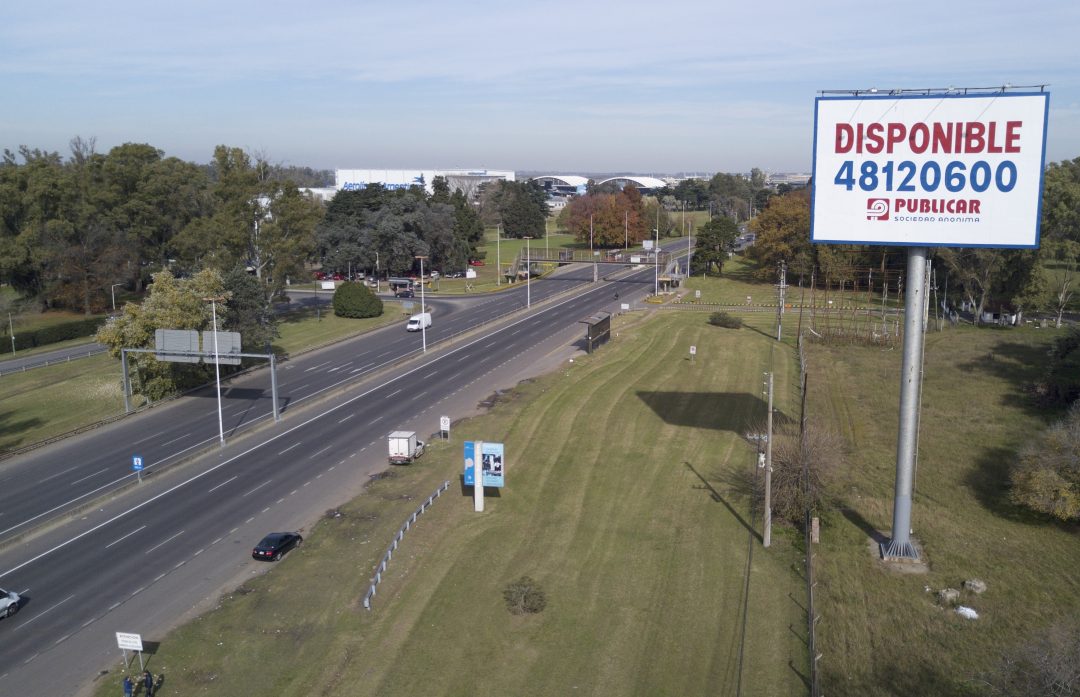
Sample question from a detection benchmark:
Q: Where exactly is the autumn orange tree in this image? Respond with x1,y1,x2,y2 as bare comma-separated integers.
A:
561,184,649,247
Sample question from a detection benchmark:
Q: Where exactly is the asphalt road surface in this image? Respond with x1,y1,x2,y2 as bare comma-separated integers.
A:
0,255,676,696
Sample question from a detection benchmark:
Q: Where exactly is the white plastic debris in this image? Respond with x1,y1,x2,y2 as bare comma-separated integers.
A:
955,606,979,620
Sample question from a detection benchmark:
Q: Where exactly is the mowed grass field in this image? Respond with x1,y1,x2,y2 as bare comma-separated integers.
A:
90,311,808,697
806,324,1080,695
0,306,401,453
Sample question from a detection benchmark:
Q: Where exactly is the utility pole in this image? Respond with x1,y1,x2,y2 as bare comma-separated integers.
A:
497,224,501,286
776,261,787,341
7,313,14,356
764,372,774,548
203,296,226,447
624,210,628,251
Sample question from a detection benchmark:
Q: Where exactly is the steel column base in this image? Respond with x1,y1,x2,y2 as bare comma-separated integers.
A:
880,539,919,561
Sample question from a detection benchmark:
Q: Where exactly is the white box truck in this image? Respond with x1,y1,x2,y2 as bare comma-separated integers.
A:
406,312,432,332
388,431,425,465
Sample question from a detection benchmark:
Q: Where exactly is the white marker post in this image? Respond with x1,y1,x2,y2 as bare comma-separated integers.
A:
474,439,485,512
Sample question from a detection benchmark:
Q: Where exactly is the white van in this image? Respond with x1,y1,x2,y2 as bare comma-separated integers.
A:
406,312,432,332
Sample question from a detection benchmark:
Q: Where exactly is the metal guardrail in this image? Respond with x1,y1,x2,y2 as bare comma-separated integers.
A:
0,346,107,377
363,480,450,610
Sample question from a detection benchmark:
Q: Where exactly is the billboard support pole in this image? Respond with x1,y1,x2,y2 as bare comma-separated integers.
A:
474,439,485,512
882,246,926,560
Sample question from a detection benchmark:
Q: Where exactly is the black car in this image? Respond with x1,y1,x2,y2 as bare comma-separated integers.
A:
252,532,303,561
396,289,415,298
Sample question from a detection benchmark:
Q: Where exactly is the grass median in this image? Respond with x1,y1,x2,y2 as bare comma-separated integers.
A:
0,305,401,454
90,311,808,697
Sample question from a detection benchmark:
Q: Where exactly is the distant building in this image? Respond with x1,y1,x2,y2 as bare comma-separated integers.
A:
531,175,589,197
595,175,667,196
333,169,515,198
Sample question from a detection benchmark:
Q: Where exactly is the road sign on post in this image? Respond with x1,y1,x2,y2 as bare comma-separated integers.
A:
132,455,144,482
440,415,450,440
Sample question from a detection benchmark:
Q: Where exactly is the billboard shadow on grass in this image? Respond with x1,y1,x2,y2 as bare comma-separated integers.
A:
635,391,790,432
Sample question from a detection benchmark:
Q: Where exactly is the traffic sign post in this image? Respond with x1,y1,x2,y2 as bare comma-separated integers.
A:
116,631,144,671
440,415,450,440
132,455,144,483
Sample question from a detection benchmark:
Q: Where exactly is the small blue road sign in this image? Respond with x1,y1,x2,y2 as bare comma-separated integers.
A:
132,456,144,471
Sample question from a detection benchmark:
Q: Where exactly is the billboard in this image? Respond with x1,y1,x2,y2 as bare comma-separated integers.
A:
463,440,504,488
811,92,1049,248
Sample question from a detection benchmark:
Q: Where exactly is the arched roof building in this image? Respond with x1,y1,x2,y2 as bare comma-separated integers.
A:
531,175,589,196
596,176,668,195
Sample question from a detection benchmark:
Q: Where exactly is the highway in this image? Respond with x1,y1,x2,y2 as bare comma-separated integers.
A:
0,268,593,542
0,256,672,695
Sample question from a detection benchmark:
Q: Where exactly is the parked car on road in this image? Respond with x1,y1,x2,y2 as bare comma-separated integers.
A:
252,532,303,561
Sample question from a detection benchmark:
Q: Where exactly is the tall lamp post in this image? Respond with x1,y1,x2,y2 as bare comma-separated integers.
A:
496,224,501,286
523,237,532,308
110,283,124,312
203,296,226,447
416,255,428,352
7,313,14,356
654,224,660,297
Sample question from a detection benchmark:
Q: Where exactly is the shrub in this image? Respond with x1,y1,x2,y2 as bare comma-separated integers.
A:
6,316,106,351
332,282,383,319
708,311,742,329
503,576,546,615
1010,402,1080,521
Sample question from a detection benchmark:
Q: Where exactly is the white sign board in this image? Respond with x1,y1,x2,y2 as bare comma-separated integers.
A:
643,240,654,251
465,269,477,279
690,345,697,356
440,415,450,432
116,632,143,651
812,92,1049,248
320,281,336,290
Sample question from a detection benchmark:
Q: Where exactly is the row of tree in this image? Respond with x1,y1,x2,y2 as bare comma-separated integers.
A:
743,157,1080,325
0,140,555,314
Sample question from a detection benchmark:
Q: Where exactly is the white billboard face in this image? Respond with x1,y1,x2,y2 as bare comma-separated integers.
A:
811,92,1049,248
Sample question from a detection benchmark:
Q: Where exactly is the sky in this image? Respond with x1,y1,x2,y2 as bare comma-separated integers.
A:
2,1,1078,175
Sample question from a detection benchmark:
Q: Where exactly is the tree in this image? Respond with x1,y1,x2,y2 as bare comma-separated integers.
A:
980,620,1080,697
1035,325,1080,406
751,417,843,525
746,188,814,282
1044,239,1080,327
96,268,229,400
478,180,548,238
690,216,738,275
222,266,276,353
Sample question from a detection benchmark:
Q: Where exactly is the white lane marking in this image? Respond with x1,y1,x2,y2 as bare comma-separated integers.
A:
278,443,302,455
350,363,375,373
304,361,332,372
70,468,109,486
38,464,80,483
386,389,401,398
327,362,353,373
160,432,192,447
131,430,166,446
369,415,383,424
105,525,147,549
0,279,617,575
309,445,333,460
423,371,438,379
145,530,185,555
16,594,75,630
208,475,238,494
338,414,355,423
243,480,272,497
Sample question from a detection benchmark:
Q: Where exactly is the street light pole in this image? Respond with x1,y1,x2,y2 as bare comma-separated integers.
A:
416,255,428,352
497,224,501,287
7,313,14,356
524,237,532,308
110,283,124,312
624,210,628,251
654,223,660,297
375,251,380,293
204,296,226,447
